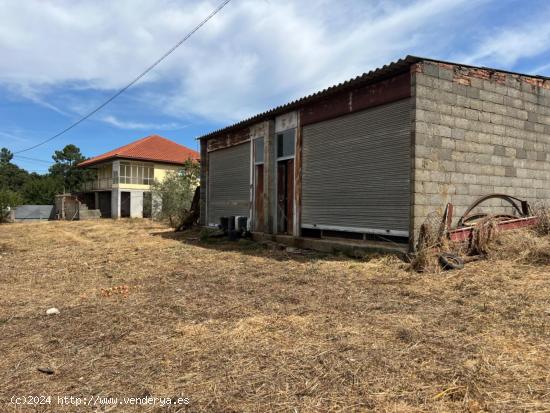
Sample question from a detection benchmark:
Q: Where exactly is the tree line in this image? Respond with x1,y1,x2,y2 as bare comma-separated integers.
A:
0,145,93,212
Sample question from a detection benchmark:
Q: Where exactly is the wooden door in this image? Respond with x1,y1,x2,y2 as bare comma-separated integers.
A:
277,159,294,234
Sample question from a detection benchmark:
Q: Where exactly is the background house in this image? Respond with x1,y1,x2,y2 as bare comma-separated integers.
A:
77,135,199,218
198,56,550,251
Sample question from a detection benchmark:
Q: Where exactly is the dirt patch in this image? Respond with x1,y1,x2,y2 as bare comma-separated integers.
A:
0,220,549,412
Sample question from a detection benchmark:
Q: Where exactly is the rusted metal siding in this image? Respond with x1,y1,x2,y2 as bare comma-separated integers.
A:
207,127,250,152
301,98,411,236
300,72,410,126
207,143,251,226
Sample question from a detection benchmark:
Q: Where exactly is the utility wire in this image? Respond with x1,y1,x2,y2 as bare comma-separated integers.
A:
14,0,232,154
13,155,54,164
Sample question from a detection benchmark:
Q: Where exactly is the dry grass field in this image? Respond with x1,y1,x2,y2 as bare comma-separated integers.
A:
0,219,549,412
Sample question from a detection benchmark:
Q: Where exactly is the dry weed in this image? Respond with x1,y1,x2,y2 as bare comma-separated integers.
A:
532,200,550,236
0,220,548,412
486,229,550,265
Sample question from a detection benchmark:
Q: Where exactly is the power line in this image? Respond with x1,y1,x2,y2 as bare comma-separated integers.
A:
13,155,53,164
14,0,232,154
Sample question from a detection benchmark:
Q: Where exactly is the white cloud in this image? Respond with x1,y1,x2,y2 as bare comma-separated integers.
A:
99,115,185,130
1,0,542,127
461,8,550,67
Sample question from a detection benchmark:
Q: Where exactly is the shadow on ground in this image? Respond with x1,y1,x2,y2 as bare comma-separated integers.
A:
149,228,389,263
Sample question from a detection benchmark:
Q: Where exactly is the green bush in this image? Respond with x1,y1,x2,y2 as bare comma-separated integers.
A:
151,160,199,228
0,189,22,223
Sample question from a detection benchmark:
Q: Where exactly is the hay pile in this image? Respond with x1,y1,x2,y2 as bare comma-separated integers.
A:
485,229,550,265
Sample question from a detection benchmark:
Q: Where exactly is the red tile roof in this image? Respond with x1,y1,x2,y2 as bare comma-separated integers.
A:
78,135,199,168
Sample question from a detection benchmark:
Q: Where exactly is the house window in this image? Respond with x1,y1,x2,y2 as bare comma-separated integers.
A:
277,129,295,158
119,162,154,185
144,167,154,185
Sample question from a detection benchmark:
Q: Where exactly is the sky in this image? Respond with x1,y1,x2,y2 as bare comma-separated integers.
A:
1,0,550,173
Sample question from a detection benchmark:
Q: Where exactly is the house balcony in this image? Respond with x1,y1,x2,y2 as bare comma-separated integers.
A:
80,178,113,191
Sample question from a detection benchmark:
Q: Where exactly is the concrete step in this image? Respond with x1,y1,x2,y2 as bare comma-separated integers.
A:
79,209,101,220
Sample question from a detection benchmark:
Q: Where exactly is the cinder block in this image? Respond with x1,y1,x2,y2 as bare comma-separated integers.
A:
440,114,455,127
467,87,480,99
525,121,536,132
433,78,453,92
505,166,517,177
494,166,506,176
451,128,466,140
453,83,469,97
439,67,454,81
528,112,538,123
423,62,439,77
493,124,505,135
535,123,545,133
494,145,506,156
465,108,480,121
490,113,503,124
506,87,521,98
441,138,456,149
480,90,504,104
483,80,497,93
464,174,477,184
494,83,508,96
455,118,470,130
470,99,482,111
437,125,452,138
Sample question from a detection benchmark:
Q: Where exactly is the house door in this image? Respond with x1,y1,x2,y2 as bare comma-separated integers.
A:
121,192,131,218
98,192,111,218
277,159,294,234
143,192,152,218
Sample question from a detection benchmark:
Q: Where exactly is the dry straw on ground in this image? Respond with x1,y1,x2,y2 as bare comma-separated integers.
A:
0,220,549,412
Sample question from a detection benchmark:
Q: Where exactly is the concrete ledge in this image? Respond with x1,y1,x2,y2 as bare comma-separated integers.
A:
251,232,409,258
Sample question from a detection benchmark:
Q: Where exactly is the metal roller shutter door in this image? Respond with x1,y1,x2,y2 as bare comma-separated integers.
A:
302,99,411,236
207,143,250,225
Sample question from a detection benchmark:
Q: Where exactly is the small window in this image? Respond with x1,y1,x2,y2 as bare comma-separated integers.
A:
254,137,264,164
277,129,295,158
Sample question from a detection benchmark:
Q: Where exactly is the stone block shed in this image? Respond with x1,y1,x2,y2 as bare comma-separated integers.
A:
198,56,550,252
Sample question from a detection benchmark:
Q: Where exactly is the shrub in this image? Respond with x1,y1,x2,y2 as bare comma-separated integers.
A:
0,189,22,223
151,160,199,228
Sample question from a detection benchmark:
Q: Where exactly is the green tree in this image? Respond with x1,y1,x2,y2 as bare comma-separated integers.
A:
21,174,63,204
0,147,13,164
0,188,22,223
0,160,29,193
48,144,91,192
151,159,199,228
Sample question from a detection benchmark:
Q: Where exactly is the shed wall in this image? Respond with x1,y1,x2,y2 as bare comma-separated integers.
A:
412,61,550,237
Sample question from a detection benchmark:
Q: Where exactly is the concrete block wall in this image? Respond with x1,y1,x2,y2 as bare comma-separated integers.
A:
412,61,550,234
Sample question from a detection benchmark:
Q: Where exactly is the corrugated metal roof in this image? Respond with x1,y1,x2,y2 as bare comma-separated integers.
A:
78,135,200,168
198,55,550,140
